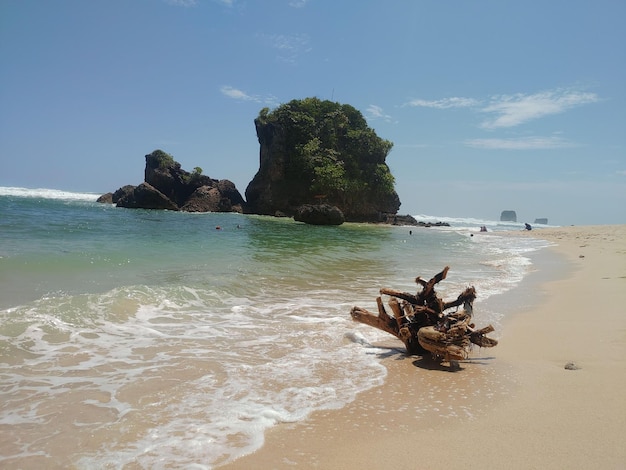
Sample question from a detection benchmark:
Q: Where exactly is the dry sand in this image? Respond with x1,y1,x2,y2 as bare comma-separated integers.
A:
222,225,626,470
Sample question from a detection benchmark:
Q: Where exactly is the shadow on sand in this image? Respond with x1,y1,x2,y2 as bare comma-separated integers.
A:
412,355,497,372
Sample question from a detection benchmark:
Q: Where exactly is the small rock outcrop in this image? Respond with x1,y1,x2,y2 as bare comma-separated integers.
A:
294,204,345,225
97,185,135,204
382,214,450,227
384,214,419,225
96,193,113,204
180,186,222,212
100,150,245,213
534,218,548,225
117,182,179,210
500,210,517,222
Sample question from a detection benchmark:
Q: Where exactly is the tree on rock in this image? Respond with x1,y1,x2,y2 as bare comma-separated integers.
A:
246,98,401,222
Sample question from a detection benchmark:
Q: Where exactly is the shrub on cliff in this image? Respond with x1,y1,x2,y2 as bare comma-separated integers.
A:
150,149,176,169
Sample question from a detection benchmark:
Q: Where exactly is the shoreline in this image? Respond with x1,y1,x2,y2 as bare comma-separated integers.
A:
221,225,626,469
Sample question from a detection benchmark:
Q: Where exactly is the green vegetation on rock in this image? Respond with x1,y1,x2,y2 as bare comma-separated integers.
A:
254,97,396,215
150,149,176,169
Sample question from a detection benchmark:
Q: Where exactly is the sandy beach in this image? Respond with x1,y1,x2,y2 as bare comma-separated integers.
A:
222,225,626,470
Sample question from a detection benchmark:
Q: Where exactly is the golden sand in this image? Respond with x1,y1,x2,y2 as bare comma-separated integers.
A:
222,225,626,469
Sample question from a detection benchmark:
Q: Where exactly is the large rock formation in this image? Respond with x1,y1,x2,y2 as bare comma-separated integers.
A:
245,98,401,222
100,150,245,212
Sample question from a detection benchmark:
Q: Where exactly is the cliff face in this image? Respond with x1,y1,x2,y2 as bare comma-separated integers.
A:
245,121,293,216
245,99,401,222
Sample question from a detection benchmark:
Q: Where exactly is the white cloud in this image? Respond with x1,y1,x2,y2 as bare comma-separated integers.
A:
479,89,599,129
404,88,599,130
262,94,280,106
220,86,258,102
465,135,578,150
365,104,392,122
220,86,278,106
405,97,479,109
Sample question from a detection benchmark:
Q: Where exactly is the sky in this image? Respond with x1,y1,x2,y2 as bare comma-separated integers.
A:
1,0,625,225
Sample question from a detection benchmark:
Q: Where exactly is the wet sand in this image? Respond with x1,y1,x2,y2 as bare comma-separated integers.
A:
222,225,626,470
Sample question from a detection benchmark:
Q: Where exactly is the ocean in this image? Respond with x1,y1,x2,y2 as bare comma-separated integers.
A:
0,187,552,468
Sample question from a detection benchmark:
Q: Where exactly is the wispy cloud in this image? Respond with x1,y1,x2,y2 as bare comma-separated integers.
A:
259,33,312,64
220,85,278,106
465,135,578,150
220,86,257,101
479,89,599,129
404,88,599,130
365,104,392,122
288,0,310,7
405,97,479,109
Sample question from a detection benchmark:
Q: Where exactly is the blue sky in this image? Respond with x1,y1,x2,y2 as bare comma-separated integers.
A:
1,0,624,225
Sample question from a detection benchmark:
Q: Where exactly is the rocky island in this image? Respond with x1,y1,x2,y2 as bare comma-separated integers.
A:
245,98,400,222
97,150,245,212
99,98,422,226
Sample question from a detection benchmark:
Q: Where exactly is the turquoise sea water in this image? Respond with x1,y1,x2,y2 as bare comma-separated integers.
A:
0,187,551,468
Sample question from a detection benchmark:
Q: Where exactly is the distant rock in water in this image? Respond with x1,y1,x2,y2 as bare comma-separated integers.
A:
500,210,517,222
294,204,345,225
415,221,450,227
534,218,548,225
384,214,419,225
99,150,245,213
97,185,135,204
381,214,450,227
96,193,113,204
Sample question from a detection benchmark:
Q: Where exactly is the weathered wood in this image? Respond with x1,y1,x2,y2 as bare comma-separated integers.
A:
350,306,398,338
388,298,406,326
351,268,498,363
375,296,393,324
442,287,477,310
379,288,419,305
417,265,449,301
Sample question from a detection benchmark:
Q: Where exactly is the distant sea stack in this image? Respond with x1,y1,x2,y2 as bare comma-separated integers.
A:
534,218,548,225
500,210,517,222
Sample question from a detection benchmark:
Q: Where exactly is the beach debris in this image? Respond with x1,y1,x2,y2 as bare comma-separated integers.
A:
350,266,498,363
564,362,581,370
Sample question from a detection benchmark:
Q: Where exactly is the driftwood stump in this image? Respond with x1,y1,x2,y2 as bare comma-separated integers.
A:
350,266,498,361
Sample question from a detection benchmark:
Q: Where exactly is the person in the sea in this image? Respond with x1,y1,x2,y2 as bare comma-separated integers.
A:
525,223,532,231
